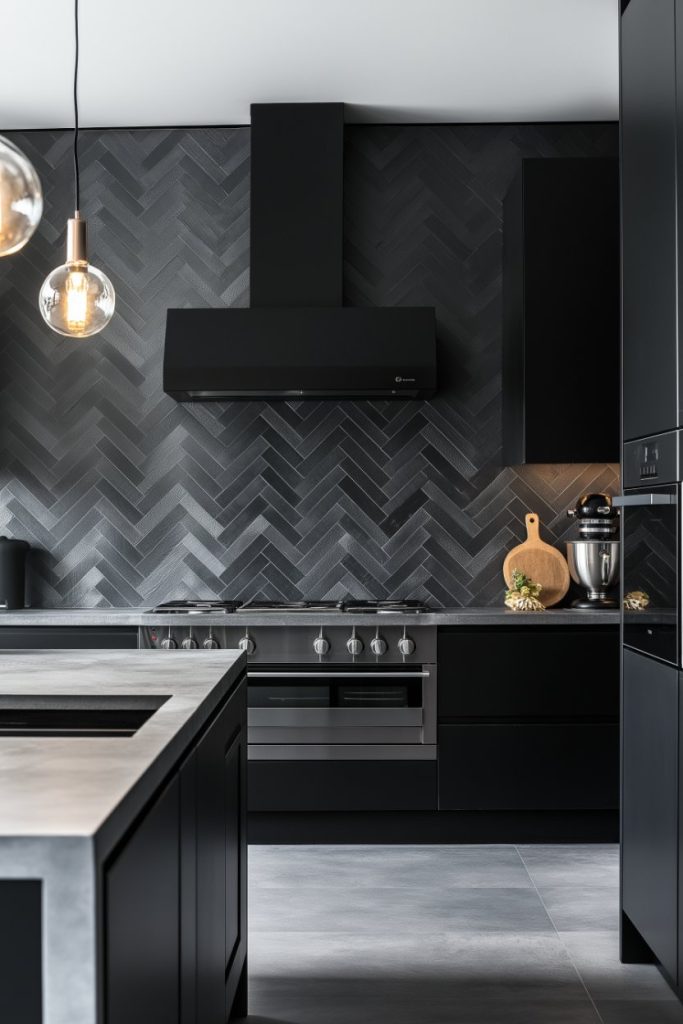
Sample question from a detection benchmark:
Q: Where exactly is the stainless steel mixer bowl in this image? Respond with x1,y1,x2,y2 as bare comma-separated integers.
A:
566,540,620,600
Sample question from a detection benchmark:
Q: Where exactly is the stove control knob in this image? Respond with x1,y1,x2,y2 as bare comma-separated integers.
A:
238,635,255,655
347,634,363,656
160,636,177,650
398,635,415,657
370,635,387,656
203,635,220,650
313,636,330,656
181,636,198,650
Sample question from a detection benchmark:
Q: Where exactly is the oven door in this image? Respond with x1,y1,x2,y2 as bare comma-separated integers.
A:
618,486,679,666
247,665,436,759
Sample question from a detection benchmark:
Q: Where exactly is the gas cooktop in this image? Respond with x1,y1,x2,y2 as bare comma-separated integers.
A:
151,600,241,614
151,599,430,614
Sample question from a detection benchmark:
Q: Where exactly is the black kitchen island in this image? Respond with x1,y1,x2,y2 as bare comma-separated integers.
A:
0,650,247,1024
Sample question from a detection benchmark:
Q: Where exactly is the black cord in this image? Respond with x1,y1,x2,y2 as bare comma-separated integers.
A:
73,0,80,212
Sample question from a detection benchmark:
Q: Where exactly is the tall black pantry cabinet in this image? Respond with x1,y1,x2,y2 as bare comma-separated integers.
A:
621,0,680,441
620,0,683,997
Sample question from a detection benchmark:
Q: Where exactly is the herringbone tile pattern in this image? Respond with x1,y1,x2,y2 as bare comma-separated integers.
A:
0,124,618,607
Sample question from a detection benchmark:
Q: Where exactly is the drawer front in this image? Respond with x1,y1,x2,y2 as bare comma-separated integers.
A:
438,627,618,720
0,627,139,650
438,723,619,810
248,760,437,812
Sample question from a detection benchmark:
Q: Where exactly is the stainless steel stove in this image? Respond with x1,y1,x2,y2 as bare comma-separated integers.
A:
141,598,436,762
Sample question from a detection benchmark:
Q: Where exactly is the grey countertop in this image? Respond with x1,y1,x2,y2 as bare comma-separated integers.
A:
0,649,245,839
0,648,245,1024
0,606,620,626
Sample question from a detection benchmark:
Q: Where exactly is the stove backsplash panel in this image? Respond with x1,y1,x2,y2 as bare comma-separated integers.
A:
0,124,618,607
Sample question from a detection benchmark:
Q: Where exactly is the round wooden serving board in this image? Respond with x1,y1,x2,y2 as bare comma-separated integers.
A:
503,512,570,608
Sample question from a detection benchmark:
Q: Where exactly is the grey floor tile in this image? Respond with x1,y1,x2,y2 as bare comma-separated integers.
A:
249,844,532,890
538,884,619,931
246,845,683,1024
249,885,555,935
517,844,619,888
558,930,679,1002
252,928,581,976
596,1000,683,1023
249,976,602,1024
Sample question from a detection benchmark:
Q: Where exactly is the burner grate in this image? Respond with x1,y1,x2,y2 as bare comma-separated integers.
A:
151,600,242,614
151,598,430,614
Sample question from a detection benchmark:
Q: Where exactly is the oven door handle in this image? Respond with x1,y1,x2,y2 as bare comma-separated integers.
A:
612,494,675,506
248,671,431,678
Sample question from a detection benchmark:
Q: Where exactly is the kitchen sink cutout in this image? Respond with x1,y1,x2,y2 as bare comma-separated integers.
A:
0,695,170,737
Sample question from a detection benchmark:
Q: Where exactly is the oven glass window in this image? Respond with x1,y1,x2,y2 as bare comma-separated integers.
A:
622,487,678,665
248,669,422,709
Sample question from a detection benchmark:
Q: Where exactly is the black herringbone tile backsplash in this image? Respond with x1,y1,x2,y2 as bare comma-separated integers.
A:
0,123,619,607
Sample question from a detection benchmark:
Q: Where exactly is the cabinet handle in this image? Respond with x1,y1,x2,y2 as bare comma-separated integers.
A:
248,671,431,679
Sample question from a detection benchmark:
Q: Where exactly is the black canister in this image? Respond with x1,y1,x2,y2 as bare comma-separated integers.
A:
0,537,29,609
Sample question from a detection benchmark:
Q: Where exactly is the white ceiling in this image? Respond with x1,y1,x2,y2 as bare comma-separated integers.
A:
1,0,619,129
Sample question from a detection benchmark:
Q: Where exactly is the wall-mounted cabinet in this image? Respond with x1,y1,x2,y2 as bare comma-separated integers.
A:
502,158,619,464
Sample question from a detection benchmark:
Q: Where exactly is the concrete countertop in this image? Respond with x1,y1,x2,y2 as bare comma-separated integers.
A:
0,649,245,1024
0,649,244,839
0,606,620,627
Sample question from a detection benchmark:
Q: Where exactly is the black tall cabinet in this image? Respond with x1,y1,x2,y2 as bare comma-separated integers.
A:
620,0,683,999
621,0,680,441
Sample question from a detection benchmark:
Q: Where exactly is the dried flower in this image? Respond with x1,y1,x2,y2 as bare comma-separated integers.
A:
505,568,545,611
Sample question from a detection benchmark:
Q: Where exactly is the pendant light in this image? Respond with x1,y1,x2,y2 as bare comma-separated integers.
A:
0,136,43,256
39,0,115,338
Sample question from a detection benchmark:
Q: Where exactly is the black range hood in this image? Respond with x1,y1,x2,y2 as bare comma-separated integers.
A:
163,104,436,401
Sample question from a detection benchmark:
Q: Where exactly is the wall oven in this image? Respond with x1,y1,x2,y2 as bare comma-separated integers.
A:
141,623,437,760
618,433,680,666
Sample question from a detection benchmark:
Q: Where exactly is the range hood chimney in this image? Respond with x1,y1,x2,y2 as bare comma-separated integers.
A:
163,104,436,400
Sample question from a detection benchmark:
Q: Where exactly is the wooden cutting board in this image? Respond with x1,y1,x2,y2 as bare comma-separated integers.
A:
503,512,570,608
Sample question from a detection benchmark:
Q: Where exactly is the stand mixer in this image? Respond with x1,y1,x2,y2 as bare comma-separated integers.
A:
565,493,620,608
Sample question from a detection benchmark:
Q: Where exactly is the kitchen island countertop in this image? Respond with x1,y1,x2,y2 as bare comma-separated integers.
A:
0,649,246,1024
0,649,244,839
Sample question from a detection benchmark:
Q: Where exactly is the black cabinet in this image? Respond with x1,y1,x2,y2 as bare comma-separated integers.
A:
621,0,680,440
106,777,181,1024
249,760,437,812
187,685,247,1021
0,627,139,649
438,626,619,812
438,626,618,719
439,723,618,811
0,882,42,1024
622,649,678,983
502,158,619,464
105,675,247,1024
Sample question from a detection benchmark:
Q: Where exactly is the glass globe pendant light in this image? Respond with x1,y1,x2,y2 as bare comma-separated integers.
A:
39,0,115,338
0,135,43,256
